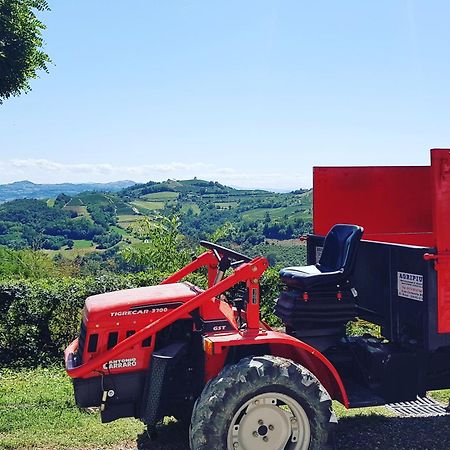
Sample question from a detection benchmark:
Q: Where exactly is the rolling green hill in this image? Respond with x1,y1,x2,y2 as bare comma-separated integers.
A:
0,179,312,259
118,179,312,246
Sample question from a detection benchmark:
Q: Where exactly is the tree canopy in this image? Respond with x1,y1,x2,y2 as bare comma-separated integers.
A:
0,0,50,103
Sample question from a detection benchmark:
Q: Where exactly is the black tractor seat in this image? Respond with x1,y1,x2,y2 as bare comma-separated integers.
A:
280,224,364,291
279,265,346,291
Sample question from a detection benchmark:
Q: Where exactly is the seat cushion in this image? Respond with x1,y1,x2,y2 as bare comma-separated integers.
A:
279,265,345,290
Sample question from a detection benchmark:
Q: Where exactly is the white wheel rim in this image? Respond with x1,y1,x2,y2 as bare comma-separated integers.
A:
227,392,311,450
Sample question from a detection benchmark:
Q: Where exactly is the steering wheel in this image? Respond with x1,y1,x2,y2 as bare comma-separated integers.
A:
200,241,251,265
200,240,252,285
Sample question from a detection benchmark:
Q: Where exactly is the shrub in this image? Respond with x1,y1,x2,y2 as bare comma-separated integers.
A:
259,267,283,327
0,265,284,367
0,271,168,368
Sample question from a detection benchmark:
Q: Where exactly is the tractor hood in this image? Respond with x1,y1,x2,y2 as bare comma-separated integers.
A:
84,282,201,325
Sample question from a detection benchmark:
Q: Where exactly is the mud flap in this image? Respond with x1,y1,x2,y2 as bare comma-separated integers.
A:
141,341,188,426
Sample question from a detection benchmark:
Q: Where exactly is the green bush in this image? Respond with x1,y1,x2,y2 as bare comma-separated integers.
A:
0,247,58,278
259,267,283,327
0,271,169,368
0,266,283,367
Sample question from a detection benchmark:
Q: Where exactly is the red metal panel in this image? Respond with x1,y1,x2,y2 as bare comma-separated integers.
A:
313,149,450,335
313,166,434,246
431,149,450,333
205,330,349,407
85,284,195,315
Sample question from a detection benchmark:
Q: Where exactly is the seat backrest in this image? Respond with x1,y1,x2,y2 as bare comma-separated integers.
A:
317,224,364,274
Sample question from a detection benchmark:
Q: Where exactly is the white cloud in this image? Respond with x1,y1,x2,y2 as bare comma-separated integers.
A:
0,158,311,190
9,159,212,175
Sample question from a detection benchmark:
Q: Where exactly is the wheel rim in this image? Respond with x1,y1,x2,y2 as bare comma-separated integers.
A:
227,392,311,450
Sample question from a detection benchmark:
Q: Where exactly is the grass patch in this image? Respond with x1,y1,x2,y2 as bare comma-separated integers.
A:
117,214,141,223
63,205,91,219
110,225,129,236
77,193,111,205
0,368,144,449
333,401,394,418
131,200,164,213
72,239,93,249
428,389,450,405
65,197,84,207
117,214,142,231
142,191,179,201
45,245,99,260
180,202,201,214
242,205,311,221
115,203,136,215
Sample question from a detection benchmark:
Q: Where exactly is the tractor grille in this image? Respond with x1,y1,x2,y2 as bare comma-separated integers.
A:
386,396,449,417
77,320,87,363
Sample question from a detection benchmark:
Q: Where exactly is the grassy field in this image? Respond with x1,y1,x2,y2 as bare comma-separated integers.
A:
242,205,311,221
77,193,110,205
117,214,142,232
72,239,94,249
66,198,84,207
130,200,165,213
141,192,179,201
0,368,144,450
63,205,91,219
1,368,449,449
115,203,136,215
180,202,200,214
110,225,129,236
43,242,99,260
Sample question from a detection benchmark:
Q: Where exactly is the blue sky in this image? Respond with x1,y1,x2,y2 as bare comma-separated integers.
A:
1,0,449,189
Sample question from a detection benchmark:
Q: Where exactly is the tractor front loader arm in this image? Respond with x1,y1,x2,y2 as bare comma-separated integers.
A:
65,256,268,379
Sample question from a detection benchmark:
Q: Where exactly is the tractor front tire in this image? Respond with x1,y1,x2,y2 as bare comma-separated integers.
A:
189,355,336,450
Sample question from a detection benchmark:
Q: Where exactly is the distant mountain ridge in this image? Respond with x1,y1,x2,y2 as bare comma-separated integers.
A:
0,180,136,202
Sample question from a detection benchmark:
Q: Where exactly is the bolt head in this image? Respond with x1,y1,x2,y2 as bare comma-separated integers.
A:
258,419,264,425
253,431,258,437
268,424,274,431
263,436,269,442
233,443,239,448
254,400,259,405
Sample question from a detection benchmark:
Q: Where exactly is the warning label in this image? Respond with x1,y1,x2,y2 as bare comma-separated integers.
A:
397,272,423,302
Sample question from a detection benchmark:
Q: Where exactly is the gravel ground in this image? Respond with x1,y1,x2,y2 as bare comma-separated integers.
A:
116,411,450,450
336,414,450,450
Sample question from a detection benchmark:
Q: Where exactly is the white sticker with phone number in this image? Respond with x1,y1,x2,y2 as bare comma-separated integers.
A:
397,272,423,302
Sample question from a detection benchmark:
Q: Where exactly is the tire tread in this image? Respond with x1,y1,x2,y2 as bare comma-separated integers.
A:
189,355,336,450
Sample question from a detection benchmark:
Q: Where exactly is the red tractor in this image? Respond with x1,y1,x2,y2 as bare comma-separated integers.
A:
65,149,450,450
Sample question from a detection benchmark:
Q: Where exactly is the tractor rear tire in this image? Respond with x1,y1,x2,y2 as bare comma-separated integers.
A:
189,355,336,450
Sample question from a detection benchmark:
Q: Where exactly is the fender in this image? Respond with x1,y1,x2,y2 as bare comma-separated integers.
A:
203,329,349,408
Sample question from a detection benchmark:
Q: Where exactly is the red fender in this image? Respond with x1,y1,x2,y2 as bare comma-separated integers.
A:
204,330,349,408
